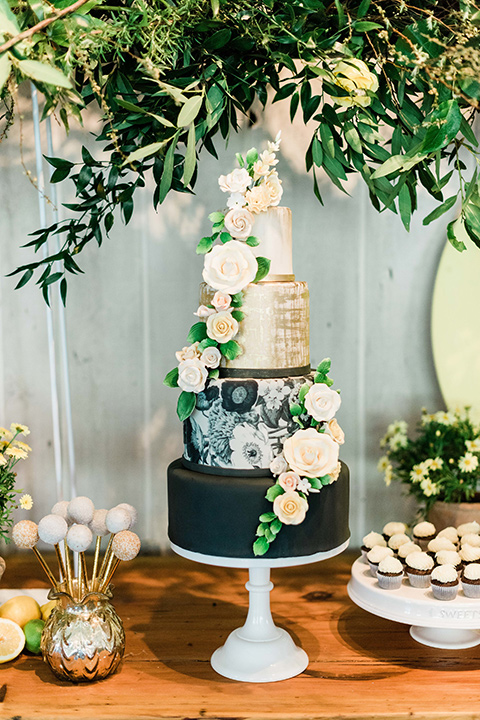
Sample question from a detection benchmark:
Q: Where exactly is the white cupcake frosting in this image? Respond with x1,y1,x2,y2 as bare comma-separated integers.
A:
398,542,421,559
413,521,436,538
388,533,410,550
463,563,480,581
362,531,386,548
460,533,480,548
382,522,407,537
431,564,458,584
459,544,480,562
427,537,456,553
436,550,461,566
457,521,480,537
406,551,434,571
378,556,403,574
367,546,394,563
437,526,458,543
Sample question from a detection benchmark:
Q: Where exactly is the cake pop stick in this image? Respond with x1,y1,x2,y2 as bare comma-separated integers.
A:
12,520,58,587
89,509,108,589
99,530,141,593
38,514,68,587
66,524,93,598
97,507,132,587
68,497,95,586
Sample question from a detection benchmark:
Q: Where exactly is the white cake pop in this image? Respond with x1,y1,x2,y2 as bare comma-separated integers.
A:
90,509,109,537
38,514,68,545
106,506,131,534
68,496,95,525
51,500,70,521
66,524,93,552
112,530,141,561
12,520,39,549
116,503,138,528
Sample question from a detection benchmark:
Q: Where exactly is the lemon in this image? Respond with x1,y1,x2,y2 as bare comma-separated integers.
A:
0,618,25,663
0,596,41,628
40,600,56,621
23,618,45,655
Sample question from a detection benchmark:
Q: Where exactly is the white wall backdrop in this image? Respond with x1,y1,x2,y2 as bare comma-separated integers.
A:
2,87,465,553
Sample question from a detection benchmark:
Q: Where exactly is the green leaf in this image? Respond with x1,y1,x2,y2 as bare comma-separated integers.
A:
253,537,270,556
204,28,231,51
177,391,196,421
317,358,331,374
220,339,241,360
45,156,74,170
230,293,243,308
187,321,207,343
266,483,285,502
290,403,303,416
163,367,179,387
270,518,283,535
123,141,167,165
50,166,71,183
344,123,362,154
256,522,268,537
264,527,275,543
309,477,322,490
259,512,277,522
421,100,462,154
320,475,332,486
320,124,335,158
254,256,271,283
197,338,217,351
312,136,323,167
0,0,20,36
245,236,259,247
159,131,181,204
398,183,411,231
209,368,219,379
231,309,245,322
183,123,197,187
334,0,345,27
354,21,383,31
422,195,458,226
178,95,203,128
16,60,72,88
208,211,224,224
447,220,466,252
0,52,11,93
15,268,33,290
196,236,214,254
357,0,371,17
220,232,231,243
246,148,258,165
298,383,310,403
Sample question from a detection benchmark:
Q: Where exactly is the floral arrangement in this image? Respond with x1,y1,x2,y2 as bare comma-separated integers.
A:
0,423,33,543
379,407,480,513
253,359,344,556
3,1,480,300
164,134,282,421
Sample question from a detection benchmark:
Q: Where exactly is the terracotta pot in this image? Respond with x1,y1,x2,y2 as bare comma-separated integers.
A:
428,501,480,531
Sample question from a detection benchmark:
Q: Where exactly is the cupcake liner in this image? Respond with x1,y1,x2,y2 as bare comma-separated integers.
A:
368,561,379,578
407,571,431,588
461,581,480,598
376,572,403,590
431,583,458,601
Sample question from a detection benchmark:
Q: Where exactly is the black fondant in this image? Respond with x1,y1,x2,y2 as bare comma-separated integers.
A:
220,365,311,379
167,459,350,559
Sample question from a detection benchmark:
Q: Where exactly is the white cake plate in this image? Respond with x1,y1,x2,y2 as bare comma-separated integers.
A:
348,557,480,649
171,540,349,682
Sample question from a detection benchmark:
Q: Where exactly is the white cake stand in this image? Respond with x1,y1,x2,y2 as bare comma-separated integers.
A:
348,557,480,649
171,539,349,683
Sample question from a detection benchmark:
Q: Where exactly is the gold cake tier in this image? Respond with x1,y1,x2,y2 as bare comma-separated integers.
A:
200,280,310,372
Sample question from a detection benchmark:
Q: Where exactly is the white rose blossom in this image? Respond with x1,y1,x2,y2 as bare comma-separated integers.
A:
203,239,258,295
194,304,215,319
218,167,251,194
326,418,345,445
200,346,222,369
175,343,200,363
224,208,255,239
304,384,341,422
283,427,339,478
211,291,232,311
177,358,208,394
329,461,342,483
264,172,283,206
270,454,288,476
245,183,271,214
273,491,308,525
206,311,239,344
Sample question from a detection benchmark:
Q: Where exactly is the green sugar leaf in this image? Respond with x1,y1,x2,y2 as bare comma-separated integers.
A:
230,293,243,308
220,232,232,243
253,537,269,556
245,236,259,247
187,321,207,343
309,477,322,489
246,147,259,165
270,518,283,535
254,257,271,283
196,236,214,254
259,512,277,522
266,483,285,502
317,358,331,374
198,338,217,351
163,367,179,388
231,309,245,322
220,339,241,360
176,391,196,421
299,383,310,403
290,403,303,416
208,211,225,224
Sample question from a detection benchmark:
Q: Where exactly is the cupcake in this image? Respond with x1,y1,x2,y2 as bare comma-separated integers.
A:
382,521,407,542
461,562,480,598
435,549,463,577
361,531,386,559
412,521,436,550
366,546,394,578
457,521,480,538
459,543,480,565
427,536,456,556
431,564,459,601
460,533,480,548
388,533,411,554
376,556,404,590
397,542,422,564
406,551,434,588
437,526,459,545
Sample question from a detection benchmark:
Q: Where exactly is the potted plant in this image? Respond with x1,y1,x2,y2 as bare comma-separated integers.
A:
379,408,480,529
0,423,33,577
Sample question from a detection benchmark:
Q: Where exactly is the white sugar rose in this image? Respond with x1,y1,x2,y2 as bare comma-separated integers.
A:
283,427,339,478
304,384,341,422
326,418,345,445
194,304,215,319
177,358,208,393
270,454,288,476
332,58,378,108
175,343,200,363
218,168,251,194
224,208,255,239
329,461,342,483
245,183,271,214
274,491,308,525
212,291,231,311
206,311,239,344
264,172,283,206
203,239,258,295
278,471,300,492
200,346,221,369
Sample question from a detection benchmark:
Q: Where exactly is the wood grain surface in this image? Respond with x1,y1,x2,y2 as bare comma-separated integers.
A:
1,552,479,720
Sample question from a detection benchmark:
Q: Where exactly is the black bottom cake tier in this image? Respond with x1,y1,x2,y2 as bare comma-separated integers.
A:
167,459,350,560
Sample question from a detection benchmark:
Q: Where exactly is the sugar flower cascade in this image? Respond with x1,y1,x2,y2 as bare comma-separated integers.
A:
164,133,282,421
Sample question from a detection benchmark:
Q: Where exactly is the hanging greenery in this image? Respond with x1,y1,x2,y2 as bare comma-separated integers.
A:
1,0,480,301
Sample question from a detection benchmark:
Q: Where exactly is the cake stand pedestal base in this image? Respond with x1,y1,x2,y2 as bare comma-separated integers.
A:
171,540,349,683
409,626,480,649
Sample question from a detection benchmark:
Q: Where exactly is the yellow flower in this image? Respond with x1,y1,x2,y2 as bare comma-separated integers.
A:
389,433,407,450
384,464,393,487
0,428,13,441
466,438,480,453
459,453,479,473
19,494,33,510
434,411,454,425
10,423,30,436
421,413,436,425
4,446,27,460
14,441,31,453
420,477,440,497
427,457,444,471
410,464,426,482
377,456,389,472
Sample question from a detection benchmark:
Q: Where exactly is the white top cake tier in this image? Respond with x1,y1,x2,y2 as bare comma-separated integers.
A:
252,206,293,281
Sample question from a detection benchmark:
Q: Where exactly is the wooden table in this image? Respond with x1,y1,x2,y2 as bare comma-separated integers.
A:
1,552,480,719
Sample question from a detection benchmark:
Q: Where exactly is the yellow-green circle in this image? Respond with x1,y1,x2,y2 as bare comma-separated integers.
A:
23,618,45,655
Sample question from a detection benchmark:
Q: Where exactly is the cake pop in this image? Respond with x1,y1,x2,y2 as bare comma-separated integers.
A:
98,507,133,584
99,531,141,592
116,503,138,528
68,496,95,525
51,500,70,522
38,515,68,586
12,520,57,586
67,524,93,597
